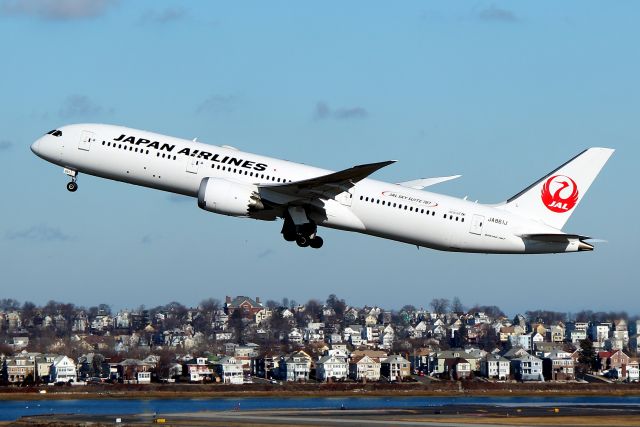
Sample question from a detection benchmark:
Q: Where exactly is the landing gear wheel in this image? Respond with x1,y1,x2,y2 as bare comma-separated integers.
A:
310,236,324,249
66,181,78,192
283,232,296,242
296,235,311,247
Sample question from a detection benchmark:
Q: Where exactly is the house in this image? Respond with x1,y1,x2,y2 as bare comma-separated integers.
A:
461,348,484,373
343,325,363,346
35,354,57,382
599,349,631,376
414,321,429,338
304,322,325,343
589,323,611,348
381,354,411,382
77,353,110,380
254,308,271,325
232,344,259,372
532,332,545,346
627,359,639,382
117,359,153,384
288,328,303,344
316,353,348,382
184,357,214,382
380,325,395,349
511,354,544,381
543,350,575,381
224,296,264,318
566,322,588,344
349,355,381,382
279,351,312,382
252,351,281,379
50,356,77,383
3,352,36,383
533,342,564,358
509,333,533,351
548,323,565,343
445,357,471,380
480,354,510,380
499,325,525,342
409,348,431,373
213,356,244,384
12,337,29,350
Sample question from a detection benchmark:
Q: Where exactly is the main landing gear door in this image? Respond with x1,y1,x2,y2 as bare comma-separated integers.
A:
469,214,484,235
78,131,94,151
186,157,201,174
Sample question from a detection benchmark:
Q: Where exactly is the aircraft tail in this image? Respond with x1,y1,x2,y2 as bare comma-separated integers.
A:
497,147,614,230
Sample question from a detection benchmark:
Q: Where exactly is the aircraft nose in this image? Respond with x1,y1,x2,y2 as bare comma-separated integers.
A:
30,139,40,155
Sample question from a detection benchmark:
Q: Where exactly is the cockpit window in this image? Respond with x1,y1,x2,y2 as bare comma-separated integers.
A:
46,129,62,137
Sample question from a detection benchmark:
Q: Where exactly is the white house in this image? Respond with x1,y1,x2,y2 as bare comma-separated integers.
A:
281,351,311,382
214,356,244,384
185,357,213,382
316,354,348,381
50,356,77,383
480,354,510,380
380,326,395,349
509,333,533,351
288,328,303,344
349,355,381,381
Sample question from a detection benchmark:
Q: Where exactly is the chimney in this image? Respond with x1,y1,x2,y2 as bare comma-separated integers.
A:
256,297,261,305
226,296,231,304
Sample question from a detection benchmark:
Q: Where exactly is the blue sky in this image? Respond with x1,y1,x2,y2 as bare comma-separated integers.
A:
1,1,637,315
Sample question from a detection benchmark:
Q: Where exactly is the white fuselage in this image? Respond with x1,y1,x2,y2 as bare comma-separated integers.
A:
31,123,582,254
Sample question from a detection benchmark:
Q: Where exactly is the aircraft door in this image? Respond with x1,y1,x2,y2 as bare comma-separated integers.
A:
78,130,94,151
469,214,484,235
186,157,201,174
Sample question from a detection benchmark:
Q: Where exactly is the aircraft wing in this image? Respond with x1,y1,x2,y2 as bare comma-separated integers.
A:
259,160,395,200
396,175,461,190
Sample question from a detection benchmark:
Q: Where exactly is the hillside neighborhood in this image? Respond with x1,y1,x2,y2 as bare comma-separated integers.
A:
1,296,638,386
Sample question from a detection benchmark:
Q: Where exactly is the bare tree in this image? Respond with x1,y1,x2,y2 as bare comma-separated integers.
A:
266,300,279,309
0,298,20,311
451,297,465,313
304,299,322,322
229,310,245,344
430,298,450,315
326,294,346,319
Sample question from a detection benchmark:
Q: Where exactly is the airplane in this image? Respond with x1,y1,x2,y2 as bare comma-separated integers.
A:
31,124,614,254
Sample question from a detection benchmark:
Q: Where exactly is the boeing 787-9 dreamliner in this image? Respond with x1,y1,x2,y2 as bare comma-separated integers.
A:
31,124,614,253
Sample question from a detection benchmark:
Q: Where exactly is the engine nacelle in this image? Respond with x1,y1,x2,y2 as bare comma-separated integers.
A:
197,177,264,217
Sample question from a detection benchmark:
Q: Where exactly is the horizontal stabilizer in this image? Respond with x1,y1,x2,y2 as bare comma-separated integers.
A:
396,175,461,190
519,233,591,242
519,233,594,251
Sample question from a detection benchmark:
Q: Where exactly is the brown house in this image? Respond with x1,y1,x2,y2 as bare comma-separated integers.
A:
225,296,264,318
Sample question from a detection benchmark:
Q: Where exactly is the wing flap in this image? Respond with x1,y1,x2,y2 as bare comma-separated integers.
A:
396,175,461,190
259,160,395,200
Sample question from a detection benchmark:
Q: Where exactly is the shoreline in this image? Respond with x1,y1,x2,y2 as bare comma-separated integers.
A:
2,383,640,400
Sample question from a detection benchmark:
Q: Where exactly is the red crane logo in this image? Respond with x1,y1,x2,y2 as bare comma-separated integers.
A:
541,175,579,213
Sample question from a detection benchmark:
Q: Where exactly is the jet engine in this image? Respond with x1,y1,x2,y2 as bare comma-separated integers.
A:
197,177,264,217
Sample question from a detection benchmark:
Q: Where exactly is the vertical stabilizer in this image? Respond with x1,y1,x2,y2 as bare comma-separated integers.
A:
498,147,614,230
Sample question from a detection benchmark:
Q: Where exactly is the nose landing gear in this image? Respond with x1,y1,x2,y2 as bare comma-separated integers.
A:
64,168,78,192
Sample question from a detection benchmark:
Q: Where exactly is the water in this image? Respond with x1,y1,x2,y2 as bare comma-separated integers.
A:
1,395,639,421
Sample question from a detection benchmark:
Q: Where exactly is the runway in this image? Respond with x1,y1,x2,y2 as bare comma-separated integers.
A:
13,404,640,426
